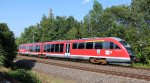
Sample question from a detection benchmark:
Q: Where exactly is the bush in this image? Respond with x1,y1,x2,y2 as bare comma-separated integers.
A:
0,49,6,66
7,69,41,83
0,23,17,67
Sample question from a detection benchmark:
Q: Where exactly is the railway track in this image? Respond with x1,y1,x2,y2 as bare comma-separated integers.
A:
16,55,150,81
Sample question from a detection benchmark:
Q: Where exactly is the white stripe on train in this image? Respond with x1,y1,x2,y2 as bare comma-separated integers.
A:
19,52,130,60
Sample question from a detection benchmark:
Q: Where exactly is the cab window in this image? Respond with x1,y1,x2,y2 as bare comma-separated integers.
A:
103,42,120,49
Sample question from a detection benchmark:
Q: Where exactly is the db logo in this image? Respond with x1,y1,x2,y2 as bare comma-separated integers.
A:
105,50,112,55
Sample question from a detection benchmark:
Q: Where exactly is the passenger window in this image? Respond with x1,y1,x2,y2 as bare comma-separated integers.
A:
110,42,114,49
34,46,36,52
29,46,31,52
26,46,29,51
78,43,85,49
36,45,40,52
73,43,77,49
60,44,64,53
44,45,47,52
86,42,93,49
103,42,110,49
95,42,103,49
55,44,59,52
51,44,54,52
47,44,51,52
30,46,33,52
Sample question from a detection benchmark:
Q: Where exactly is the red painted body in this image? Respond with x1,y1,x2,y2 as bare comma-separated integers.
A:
18,37,135,64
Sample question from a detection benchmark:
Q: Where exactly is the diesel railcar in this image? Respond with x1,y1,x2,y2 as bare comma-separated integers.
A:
18,37,135,64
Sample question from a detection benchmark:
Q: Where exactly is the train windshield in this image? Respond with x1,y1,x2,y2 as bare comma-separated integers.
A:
126,48,135,55
119,41,135,56
119,41,130,47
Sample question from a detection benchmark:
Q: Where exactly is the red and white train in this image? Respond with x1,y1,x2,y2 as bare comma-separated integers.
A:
18,37,136,65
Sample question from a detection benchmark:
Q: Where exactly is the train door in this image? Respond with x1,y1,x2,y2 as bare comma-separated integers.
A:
65,43,70,58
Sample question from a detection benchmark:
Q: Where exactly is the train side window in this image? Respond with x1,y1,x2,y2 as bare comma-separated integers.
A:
34,46,36,52
23,46,26,49
103,42,110,49
95,42,103,49
44,45,47,52
26,46,29,51
78,43,85,49
110,42,121,49
114,44,120,49
55,44,59,52
30,46,31,52
110,42,114,49
73,43,77,49
103,42,121,49
35,45,40,52
86,42,93,49
60,44,64,53
38,45,40,52
29,46,31,51
47,44,51,52
51,44,54,52
29,46,31,52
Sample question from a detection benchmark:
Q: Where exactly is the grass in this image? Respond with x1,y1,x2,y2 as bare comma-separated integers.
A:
0,67,41,83
132,63,150,68
7,69,41,83
0,66,10,72
0,66,76,83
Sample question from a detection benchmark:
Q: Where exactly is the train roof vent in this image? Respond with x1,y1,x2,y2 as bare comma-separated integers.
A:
109,37,123,41
82,37,100,39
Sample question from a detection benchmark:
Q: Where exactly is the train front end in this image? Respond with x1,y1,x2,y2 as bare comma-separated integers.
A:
119,41,136,63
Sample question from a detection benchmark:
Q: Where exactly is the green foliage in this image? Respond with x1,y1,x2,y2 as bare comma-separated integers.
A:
0,49,6,66
17,0,150,63
7,69,41,83
0,23,17,67
132,63,150,68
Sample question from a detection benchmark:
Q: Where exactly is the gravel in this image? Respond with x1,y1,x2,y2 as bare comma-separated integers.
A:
46,58,150,76
16,57,150,83
33,62,149,83
19,56,150,76
16,56,150,83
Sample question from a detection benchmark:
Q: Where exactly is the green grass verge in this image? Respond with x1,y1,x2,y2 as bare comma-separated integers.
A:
132,63,150,68
7,69,41,83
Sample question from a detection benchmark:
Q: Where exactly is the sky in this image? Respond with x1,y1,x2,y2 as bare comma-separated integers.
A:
0,0,131,37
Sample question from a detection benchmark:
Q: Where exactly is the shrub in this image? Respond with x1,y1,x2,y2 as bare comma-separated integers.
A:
0,23,17,67
7,69,41,83
0,49,6,66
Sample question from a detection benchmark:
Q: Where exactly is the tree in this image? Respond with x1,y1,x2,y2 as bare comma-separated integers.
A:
82,0,103,37
0,23,16,67
17,0,150,64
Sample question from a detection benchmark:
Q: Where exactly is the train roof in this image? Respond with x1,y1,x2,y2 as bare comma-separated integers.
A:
20,37,124,45
19,42,42,46
43,37,124,43
109,37,124,41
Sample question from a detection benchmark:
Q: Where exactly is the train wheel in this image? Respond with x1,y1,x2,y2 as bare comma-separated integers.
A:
99,59,107,65
89,58,100,64
89,58,107,64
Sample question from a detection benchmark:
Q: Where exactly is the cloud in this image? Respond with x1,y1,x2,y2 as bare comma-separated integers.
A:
82,0,91,4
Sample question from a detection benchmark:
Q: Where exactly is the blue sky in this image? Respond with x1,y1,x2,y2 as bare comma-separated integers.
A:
0,0,131,37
